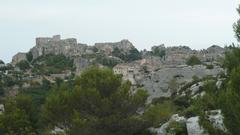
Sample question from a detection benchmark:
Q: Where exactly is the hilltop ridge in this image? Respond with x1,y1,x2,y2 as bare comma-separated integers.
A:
12,35,225,66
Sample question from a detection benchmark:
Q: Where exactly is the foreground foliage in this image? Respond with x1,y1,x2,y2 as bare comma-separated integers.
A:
42,67,151,135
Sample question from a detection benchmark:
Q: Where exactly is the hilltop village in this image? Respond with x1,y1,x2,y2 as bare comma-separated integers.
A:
0,35,231,134
9,35,225,101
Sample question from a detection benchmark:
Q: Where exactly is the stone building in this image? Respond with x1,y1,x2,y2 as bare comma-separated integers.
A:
113,63,140,86
31,35,84,59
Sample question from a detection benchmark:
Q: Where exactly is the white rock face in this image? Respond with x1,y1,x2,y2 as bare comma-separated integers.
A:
0,104,4,114
150,122,170,135
206,110,227,132
216,79,225,89
190,82,204,95
74,57,90,75
192,90,206,99
95,39,134,55
171,114,186,123
51,126,66,135
150,114,186,135
12,52,27,65
140,65,223,102
186,117,208,135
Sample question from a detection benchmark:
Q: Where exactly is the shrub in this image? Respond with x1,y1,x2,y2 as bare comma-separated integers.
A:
199,117,228,135
32,54,73,74
16,60,30,70
96,56,121,68
143,101,177,127
26,52,33,62
206,64,214,69
186,55,202,66
152,48,166,58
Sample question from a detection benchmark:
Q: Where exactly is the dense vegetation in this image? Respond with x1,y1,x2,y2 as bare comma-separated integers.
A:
112,47,142,62
16,60,30,71
95,55,121,68
0,67,155,135
32,54,74,75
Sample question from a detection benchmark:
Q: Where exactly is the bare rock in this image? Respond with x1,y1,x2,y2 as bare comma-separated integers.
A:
187,116,208,135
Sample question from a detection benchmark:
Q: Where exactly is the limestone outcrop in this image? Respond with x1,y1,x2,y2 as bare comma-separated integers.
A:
139,65,223,102
151,44,225,65
186,117,208,135
95,39,134,55
12,52,27,65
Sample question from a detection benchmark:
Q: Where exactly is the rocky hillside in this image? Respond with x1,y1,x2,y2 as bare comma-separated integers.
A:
1,35,238,135
9,35,226,100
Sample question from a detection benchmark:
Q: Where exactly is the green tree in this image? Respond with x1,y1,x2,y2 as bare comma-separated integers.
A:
112,48,125,60
143,103,175,127
0,81,4,96
96,56,121,68
186,55,201,66
32,54,74,74
215,8,240,133
0,60,4,65
16,60,30,70
26,52,33,62
153,48,166,58
233,5,240,41
168,78,179,94
224,46,240,73
0,95,37,135
42,67,150,135
218,89,240,135
126,48,142,62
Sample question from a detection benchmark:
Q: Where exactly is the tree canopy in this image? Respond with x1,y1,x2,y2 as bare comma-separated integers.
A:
234,5,240,41
42,67,150,135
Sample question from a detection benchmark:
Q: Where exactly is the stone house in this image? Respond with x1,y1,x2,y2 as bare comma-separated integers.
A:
113,63,140,86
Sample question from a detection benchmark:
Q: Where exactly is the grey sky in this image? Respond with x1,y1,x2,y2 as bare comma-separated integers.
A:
0,0,239,62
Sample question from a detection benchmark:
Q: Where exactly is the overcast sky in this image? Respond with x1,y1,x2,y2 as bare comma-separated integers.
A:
0,0,239,62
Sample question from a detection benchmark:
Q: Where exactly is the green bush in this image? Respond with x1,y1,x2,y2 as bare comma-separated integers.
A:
32,54,73,74
26,52,33,62
143,101,177,127
152,48,166,58
125,48,142,62
206,64,214,69
112,47,142,62
0,95,37,135
173,96,190,108
16,60,30,70
186,55,202,66
96,56,121,68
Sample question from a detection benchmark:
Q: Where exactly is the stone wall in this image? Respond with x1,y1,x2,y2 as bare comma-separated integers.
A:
31,35,81,59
